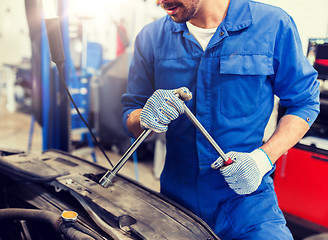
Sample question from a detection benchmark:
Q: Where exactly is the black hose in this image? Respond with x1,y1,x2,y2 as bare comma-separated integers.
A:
58,220,105,240
0,208,60,229
0,208,96,240
59,224,97,240
65,222,105,240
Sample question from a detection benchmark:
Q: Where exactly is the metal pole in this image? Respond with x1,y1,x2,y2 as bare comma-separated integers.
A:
99,129,152,188
183,104,232,165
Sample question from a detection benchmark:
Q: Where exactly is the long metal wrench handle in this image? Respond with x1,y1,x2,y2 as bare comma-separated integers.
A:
183,104,233,166
99,129,152,188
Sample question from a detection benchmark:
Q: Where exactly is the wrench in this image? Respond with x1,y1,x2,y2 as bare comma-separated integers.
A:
173,88,233,167
99,129,152,188
182,105,233,167
99,88,231,188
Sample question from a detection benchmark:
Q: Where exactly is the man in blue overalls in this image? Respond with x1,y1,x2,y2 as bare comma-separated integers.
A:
121,0,320,239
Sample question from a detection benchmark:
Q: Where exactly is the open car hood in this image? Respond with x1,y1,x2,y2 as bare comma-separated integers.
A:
0,147,219,240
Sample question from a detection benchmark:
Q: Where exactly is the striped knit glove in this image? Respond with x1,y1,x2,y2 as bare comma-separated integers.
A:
211,149,273,195
140,87,192,133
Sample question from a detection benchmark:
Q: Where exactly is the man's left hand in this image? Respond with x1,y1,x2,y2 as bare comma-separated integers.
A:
211,149,273,195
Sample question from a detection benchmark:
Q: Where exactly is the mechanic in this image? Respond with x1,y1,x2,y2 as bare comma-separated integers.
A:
121,0,320,239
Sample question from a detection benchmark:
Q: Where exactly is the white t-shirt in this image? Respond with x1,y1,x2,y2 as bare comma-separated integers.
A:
186,21,217,51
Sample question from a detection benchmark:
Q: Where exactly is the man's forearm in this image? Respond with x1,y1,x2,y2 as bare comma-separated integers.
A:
260,114,310,164
126,109,143,138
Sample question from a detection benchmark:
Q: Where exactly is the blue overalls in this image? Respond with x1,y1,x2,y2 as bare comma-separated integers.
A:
122,0,320,239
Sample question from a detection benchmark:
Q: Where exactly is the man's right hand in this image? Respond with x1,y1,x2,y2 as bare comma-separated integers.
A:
140,87,192,133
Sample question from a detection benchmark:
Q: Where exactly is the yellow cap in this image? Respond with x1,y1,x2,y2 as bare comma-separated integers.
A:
61,210,78,221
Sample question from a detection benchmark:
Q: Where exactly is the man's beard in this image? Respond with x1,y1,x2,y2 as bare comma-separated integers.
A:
161,1,199,23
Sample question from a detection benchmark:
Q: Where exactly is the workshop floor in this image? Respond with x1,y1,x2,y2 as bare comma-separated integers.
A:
0,104,160,192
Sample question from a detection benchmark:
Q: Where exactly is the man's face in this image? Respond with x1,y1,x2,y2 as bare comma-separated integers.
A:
157,0,200,23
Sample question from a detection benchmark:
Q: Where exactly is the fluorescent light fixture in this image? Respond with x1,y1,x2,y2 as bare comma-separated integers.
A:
42,0,58,18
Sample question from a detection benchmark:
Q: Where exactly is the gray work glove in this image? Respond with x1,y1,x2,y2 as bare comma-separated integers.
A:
211,149,273,195
140,87,192,133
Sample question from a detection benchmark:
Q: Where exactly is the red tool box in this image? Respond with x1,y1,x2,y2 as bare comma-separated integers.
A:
274,146,328,229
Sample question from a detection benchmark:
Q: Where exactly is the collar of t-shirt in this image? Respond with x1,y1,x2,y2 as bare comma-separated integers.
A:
186,21,218,51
